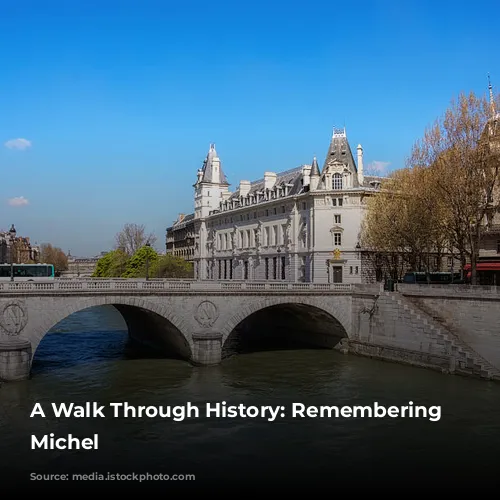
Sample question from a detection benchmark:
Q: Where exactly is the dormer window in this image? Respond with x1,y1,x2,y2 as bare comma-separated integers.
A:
332,173,343,190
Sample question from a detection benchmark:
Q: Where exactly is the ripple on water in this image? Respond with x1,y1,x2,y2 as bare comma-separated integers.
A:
1,307,500,487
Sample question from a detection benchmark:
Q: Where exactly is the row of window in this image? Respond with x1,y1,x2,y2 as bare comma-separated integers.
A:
213,257,287,280
215,184,295,212
209,202,309,226
216,224,288,250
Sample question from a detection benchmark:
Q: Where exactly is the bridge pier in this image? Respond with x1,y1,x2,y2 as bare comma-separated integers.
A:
191,333,223,366
0,338,31,382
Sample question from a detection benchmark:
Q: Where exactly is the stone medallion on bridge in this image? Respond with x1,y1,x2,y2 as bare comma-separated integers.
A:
194,300,219,328
0,301,28,336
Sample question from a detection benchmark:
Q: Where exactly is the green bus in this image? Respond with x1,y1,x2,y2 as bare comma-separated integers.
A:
0,263,55,281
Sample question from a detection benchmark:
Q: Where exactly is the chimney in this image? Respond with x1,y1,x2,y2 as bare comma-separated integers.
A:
302,165,311,187
239,180,251,197
357,144,364,185
264,172,277,190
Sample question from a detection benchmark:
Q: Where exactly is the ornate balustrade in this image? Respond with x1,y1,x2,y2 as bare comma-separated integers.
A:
0,279,353,294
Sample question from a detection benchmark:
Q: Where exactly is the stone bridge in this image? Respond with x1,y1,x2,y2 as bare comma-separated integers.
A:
0,279,499,383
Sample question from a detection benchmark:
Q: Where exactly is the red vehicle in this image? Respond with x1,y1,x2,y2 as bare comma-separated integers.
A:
463,262,500,285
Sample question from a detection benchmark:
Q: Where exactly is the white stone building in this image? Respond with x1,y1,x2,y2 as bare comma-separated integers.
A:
167,129,386,283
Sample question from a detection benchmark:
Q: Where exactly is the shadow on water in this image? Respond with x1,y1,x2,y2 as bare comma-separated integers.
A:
2,305,500,489
222,303,346,359
31,305,189,377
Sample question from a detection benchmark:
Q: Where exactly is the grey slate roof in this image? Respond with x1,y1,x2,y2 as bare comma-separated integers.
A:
361,175,385,188
201,144,229,185
227,166,306,201
167,213,195,231
310,157,320,176
321,129,359,186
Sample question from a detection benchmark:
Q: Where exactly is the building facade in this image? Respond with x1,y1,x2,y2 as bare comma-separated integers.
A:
61,251,107,277
0,225,39,264
167,130,386,283
166,213,196,261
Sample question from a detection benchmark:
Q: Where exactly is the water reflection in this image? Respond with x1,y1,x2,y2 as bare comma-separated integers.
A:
0,307,499,488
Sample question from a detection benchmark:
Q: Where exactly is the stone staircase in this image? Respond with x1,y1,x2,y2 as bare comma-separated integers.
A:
383,291,500,381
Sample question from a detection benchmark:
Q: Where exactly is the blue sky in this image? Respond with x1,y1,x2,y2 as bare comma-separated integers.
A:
1,0,498,256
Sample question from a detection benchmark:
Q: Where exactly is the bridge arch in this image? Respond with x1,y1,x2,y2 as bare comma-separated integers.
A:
221,296,351,355
26,296,192,364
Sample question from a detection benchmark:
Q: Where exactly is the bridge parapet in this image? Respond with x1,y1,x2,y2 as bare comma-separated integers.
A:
0,279,353,294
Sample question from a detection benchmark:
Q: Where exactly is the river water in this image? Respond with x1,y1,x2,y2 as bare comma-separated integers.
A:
1,306,499,490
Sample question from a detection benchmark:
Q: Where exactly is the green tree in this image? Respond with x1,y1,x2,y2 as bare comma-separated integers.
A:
150,254,194,278
92,249,129,277
122,245,159,278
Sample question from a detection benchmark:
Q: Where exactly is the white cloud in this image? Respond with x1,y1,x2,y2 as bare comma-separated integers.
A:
4,138,32,150
7,196,29,207
366,161,390,174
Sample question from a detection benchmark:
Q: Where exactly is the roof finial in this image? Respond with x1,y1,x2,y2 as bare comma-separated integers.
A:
488,73,497,118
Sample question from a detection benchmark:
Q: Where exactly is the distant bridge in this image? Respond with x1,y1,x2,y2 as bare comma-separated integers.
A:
0,279,499,383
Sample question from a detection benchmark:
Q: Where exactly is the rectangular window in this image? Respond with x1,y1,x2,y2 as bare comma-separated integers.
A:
274,207,277,215
265,209,269,216
334,232,342,246
350,266,353,274
224,260,227,280
334,214,341,224
218,260,221,280
338,198,343,207
281,256,286,280
244,261,249,280
229,260,233,279
281,206,285,213
273,257,277,280
355,266,359,274
265,258,269,280
447,256,453,267
332,199,337,206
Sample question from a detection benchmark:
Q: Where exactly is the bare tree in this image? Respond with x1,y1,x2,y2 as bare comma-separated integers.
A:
114,223,157,256
39,243,68,274
409,91,500,284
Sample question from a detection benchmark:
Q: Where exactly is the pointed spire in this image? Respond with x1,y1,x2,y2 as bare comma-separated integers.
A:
200,143,229,185
310,156,320,176
488,73,497,118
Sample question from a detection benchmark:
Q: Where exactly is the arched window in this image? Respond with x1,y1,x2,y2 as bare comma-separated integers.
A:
332,173,343,190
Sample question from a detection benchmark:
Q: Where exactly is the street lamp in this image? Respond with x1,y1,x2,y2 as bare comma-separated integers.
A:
145,241,151,281
9,224,16,282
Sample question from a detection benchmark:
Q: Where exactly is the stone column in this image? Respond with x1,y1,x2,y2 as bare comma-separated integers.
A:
191,334,223,365
0,339,31,381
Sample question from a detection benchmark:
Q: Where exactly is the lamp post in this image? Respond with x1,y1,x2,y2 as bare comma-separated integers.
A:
145,241,151,281
277,246,281,280
8,224,16,282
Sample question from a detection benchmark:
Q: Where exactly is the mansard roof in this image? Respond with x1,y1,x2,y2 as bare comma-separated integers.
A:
321,128,360,187
361,175,386,189
201,144,229,185
167,213,195,231
227,166,306,201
